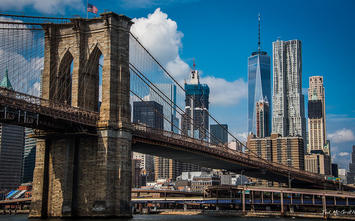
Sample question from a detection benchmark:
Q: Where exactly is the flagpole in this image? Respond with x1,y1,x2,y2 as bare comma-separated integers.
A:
86,0,88,19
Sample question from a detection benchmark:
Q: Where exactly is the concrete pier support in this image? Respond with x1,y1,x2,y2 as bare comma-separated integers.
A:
242,189,246,214
29,12,133,218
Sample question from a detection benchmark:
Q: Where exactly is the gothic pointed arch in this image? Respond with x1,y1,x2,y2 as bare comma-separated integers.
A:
55,49,73,104
80,44,103,111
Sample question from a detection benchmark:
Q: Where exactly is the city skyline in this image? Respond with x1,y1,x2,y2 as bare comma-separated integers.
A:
0,0,354,169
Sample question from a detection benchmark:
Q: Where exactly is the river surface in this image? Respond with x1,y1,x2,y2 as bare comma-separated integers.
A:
0,214,325,221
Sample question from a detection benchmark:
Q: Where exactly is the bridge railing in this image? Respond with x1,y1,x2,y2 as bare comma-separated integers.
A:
0,87,99,125
132,123,329,184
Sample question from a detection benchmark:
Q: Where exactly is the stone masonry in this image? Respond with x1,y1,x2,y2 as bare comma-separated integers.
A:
29,12,133,218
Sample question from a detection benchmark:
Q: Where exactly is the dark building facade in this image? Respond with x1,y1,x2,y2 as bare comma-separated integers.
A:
22,128,36,183
0,69,24,190
210,124,228,145
133,101,164,182
347,145,355,184
133,101,164,129
331,163,338,178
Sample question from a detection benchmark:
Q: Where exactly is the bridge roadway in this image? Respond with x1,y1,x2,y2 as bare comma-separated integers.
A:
0,87,352,191
0,87,98,132
132,125,353,190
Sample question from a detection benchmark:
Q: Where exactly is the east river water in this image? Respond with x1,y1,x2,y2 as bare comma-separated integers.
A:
0,215,325,221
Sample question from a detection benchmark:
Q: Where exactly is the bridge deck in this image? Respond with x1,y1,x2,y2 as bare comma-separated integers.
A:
131,124,352,191
0,88,348,190
0,87,98,131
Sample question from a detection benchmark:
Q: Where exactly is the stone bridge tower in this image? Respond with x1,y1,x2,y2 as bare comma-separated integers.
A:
29,12,133,218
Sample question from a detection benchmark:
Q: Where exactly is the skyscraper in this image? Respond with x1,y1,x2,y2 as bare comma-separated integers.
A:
210,124,228,145
347,145,355,184
248,14,271,135
304,76,330,175
181,62,209,172
148,84,182,181
0,69,24,190
133,101,164,129
22,128,36,183
307,76,328,154
182,63,210,140
272,39,306,143
255,99,270,138
133,101,164,182
149,84,179,133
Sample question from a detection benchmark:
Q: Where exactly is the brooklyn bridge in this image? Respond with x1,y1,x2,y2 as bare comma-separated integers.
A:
0,12,351,218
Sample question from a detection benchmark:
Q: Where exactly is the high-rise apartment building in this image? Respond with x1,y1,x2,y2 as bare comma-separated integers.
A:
255,99,270,138
22,128,36,183
182,64,210,140
154,157,182,181
272,39,306,143
210,124,228,145
0,69,25,190
347,145,355,184
307,76,328,154
248,14,271,135
305,151,331,175
247,133,304,186
248,134,305,170
132,152,154,182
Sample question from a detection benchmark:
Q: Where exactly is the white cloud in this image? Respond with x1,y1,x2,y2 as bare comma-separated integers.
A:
28,81,41,97
339,152,350,157
201,76,247,106
236,132,248,142
328,128,355,143
0,17,43,96
0,49,43,96
131,8,247,106
0,0,83,14
131,8,188,81
228,131,248,144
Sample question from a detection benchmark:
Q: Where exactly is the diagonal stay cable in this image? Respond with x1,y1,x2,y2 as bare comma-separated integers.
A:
129,32,270,164
129,63,228,148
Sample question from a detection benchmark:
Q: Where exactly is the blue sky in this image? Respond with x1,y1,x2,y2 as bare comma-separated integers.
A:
1,0,355,169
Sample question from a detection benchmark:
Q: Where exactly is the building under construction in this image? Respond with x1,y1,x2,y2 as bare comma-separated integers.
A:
181,63,210,172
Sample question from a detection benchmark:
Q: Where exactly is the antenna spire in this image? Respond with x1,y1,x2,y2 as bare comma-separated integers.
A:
193,58,196,71
258,13,261,52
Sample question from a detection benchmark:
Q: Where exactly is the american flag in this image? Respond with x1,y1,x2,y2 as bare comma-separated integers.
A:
87,3,98,14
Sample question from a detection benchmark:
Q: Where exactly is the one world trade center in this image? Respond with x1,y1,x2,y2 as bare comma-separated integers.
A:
247,14,271,136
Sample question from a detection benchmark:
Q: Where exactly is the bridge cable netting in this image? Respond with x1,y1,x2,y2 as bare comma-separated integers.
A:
0,13,274,167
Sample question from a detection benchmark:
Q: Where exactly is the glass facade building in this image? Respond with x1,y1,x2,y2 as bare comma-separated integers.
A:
210,124,228,145
248,51,271,135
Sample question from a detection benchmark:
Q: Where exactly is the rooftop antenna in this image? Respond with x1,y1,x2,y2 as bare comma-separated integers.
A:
258,13,261,52
193,58,196,71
